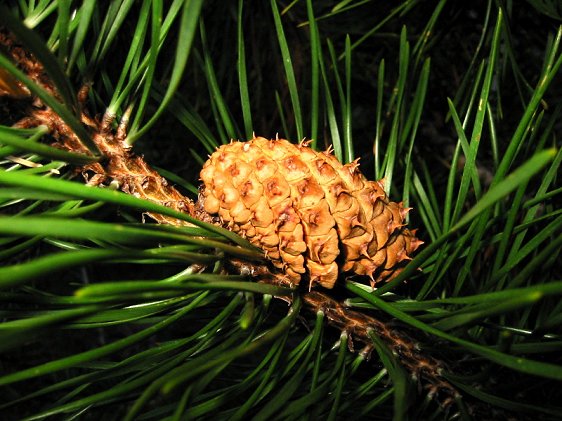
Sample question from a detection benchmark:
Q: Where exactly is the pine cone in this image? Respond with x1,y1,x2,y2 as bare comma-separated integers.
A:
199,136,422,289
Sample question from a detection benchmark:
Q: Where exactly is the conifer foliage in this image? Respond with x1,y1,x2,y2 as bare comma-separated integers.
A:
0,1,561,419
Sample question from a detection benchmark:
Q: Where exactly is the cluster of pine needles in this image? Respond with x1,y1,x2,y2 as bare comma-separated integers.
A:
0,1,561,420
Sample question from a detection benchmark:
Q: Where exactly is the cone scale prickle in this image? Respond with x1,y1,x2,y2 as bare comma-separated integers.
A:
199,136,422,289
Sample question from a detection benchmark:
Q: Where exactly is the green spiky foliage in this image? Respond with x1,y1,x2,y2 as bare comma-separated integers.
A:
0,1,561,419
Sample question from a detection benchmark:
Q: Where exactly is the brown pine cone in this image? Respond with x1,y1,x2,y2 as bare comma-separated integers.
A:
199,136,422,289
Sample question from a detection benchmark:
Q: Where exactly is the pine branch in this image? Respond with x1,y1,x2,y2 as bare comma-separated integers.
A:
1,2,561,419
1,26,460,408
